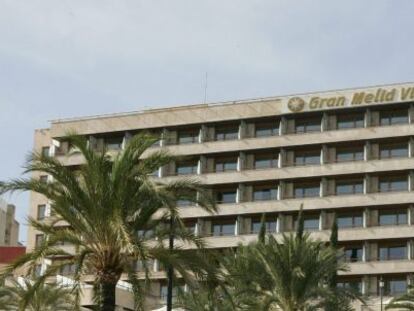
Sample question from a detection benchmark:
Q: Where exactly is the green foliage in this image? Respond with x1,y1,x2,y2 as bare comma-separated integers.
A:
386,285,414,310
0,278,76,311
0,133,216,311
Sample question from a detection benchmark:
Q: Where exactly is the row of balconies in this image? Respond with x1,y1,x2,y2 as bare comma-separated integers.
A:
47,105,414,159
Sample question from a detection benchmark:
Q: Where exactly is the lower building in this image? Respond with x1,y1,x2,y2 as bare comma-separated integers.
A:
0,199,19,246
27,82,414,310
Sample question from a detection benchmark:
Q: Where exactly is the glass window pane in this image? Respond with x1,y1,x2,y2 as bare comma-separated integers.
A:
255,123,279,137
303,218,319,230
217,192,237,204
178,131,199,144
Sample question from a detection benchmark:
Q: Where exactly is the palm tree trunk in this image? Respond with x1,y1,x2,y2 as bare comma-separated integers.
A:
99,280,117,311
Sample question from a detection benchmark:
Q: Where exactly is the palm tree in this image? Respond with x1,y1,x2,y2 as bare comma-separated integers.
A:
0,133,216,311
386,285,414,310
213,209,349,311
0,278,75,311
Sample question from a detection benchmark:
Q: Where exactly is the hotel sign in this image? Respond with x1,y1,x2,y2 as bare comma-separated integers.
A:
286,86,414,112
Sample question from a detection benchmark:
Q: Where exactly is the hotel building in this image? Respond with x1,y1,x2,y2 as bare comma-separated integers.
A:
28,82,414,310
0,199,19,247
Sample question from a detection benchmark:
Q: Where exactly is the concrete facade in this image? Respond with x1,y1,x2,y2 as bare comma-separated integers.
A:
28,82,414,310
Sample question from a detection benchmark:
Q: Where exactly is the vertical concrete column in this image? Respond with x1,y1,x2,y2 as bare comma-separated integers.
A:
407,240,412,260
238,152,245,171
239,120,247,140
50,139,61,157
321,112,329,132
199,125,207,143
278,181,285,200
363,208,370,228
409,137,414,158
279,116,287,135
237,184,244,203
320,177,327,197
363,174,370,194
408,205,414,226
154,259,160,272
321,145,328,164
363,241,369,262
122,132,132,150
319,211,325,231
276,215,282,233
364,108,371,128
361,275,369,295
235,216,243,236
198,156,206,175
364,141,371,161
160,128,168,147
409,171,414,192
88,135,97,151
278,148,285,168
409,103,414,124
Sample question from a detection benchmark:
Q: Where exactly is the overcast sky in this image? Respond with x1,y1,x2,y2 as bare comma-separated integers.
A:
1,0,414,244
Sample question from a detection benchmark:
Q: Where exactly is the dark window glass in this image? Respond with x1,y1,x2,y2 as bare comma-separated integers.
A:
41,147,50,157
105,137,123,150
178,130,199,144
380,110,408,126
336,180,364,195
215,159,238,172
216,191,237,204
253,188,277,201
255,122,279,137
215,127,239,141
336,148,364,162
35,234,44,247
295,151,320,166
337,214,363,228
37,205,46,220
379,177,408,192
177,199,194,207
383,278,407,295
176,162,198,175
251,219,277,234
60,264,77,276
295,119,321,134
39,175,48,183
337,114,365,129
379,245,407,261
294,184,320,198
212,222,235,236
379,143,408,159
379,210,407,226
344,247,363,262
295,216,320,231
337,280,362,293
254,155,278,169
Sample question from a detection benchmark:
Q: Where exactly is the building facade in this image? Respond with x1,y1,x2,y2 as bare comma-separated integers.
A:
29,82,414,310
0,199,19,247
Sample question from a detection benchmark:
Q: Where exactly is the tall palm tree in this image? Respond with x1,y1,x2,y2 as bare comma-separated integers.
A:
0,278,75,311
0,133,216,311
386,285,414,310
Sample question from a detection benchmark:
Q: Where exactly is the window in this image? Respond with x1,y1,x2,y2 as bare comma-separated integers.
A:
344,246,363,262
379,143,408,159
335,180,364,195
39,175,48,183
105,137,123,150
215,159,238,172
35,234,44,247
379,245,407,261
380,109,408,126
212,221,235,236
216,191,237,204
41,147,50,157
251,218,277,234
337,280,362,293
215,126,239,141
255,122,279,137
336,147,364,162
294,216,320,231
37,205,46,220
379,176,408,192
294,184,320,198
378,210,407,226
382,278,407,296
185,222,196,234
177,199,194,207
336,113,365,129
254,154,278,169
34,265,42,277
253,187,277,201
59,263,77,276
178,129,199,144
295,118,321,134
337,213,363,228
294,150,320,166
176,162,198,175
137,229,154,239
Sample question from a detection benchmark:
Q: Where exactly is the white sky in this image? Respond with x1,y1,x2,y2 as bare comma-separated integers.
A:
1,0,414,244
